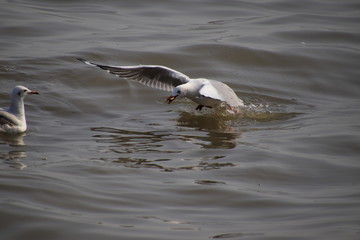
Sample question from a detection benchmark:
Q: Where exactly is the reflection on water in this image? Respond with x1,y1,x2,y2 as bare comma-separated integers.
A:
114,157,236,172
176,111,240,131
91,106,299,171
0,133,26,146
0,133,27,169
92,127,183,153
91,126,236,171
175,111,242,149
0,150,27,170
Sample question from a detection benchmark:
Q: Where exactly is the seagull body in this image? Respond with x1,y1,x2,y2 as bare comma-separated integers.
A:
77,58,244,111
0,86,39,134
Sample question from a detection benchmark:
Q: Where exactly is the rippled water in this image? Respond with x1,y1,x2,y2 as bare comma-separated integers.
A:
1,0,360,239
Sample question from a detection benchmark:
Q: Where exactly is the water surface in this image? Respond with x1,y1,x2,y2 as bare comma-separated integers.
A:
1,0,360,239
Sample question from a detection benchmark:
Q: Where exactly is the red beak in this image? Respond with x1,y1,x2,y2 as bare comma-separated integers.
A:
29,91,39,95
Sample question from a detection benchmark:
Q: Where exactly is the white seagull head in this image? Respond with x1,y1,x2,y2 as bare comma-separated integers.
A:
12,85,39,99
166,80,203,104
167,86,183,104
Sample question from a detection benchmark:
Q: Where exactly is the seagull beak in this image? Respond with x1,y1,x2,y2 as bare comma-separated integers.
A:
28,91,39,95
166,95,177,104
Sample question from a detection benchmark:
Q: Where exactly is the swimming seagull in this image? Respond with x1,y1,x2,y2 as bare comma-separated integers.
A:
77,58,244,111
0,86,39,134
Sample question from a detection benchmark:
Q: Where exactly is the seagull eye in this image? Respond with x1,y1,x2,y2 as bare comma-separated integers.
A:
177,90,181,94
18,89,27,96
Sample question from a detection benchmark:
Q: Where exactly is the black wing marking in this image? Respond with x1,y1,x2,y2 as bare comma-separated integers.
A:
0,111,19,127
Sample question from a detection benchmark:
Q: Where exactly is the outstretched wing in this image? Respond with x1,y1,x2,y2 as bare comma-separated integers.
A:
77,58,191,92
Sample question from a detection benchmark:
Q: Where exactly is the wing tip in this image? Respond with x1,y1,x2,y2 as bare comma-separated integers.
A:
76,57,86,63
76,57,96,67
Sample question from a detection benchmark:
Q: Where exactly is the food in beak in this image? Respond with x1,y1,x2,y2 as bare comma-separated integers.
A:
166,95,177,104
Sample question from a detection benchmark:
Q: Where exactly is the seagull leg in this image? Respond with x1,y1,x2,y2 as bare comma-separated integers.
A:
227,105,238,114
196,105,204,111
196,105,213,111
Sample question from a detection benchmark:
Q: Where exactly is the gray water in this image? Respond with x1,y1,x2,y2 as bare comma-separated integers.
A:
1,0,360,239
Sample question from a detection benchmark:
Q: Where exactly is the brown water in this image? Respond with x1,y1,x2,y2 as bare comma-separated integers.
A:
1,1,360,239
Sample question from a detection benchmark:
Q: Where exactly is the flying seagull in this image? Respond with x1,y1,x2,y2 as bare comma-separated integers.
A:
0,85,39,134
77,58,244,111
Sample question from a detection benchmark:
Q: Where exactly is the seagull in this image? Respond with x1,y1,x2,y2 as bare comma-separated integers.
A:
77,58,244,111
0,86,39,134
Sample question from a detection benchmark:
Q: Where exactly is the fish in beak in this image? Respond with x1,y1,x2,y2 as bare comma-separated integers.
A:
166,95,177,104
